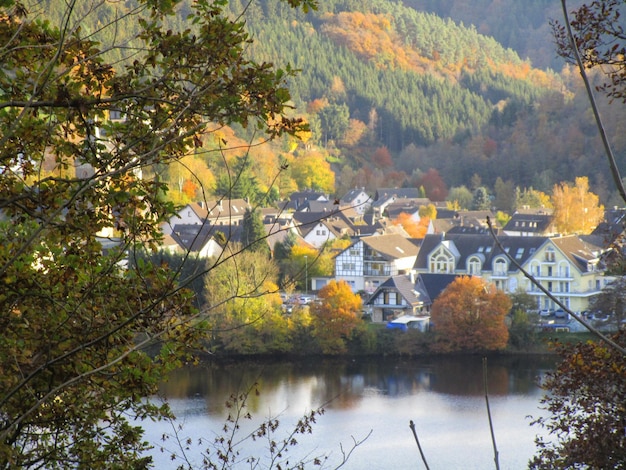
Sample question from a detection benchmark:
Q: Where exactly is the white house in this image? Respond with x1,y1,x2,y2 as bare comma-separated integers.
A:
334,233,420,293
340,188,372,215
162,199,250,235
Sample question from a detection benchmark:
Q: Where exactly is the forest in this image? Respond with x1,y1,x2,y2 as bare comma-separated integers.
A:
37,0,626,207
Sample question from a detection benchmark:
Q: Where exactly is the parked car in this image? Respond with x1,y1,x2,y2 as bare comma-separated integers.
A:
539,309,553,317
554,309,568,319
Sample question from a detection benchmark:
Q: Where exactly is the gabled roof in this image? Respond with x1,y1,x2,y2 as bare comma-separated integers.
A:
198,198,250,218
298,200,340,213
416,273,462,301
414,233,547,272
550,235,602,273
360,233,420,260
170,224,218,252
292,211,340,238
340,188,371,204
366,274,430,308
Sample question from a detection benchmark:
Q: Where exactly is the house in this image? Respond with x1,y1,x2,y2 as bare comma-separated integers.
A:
162,199,250,235
414,232,612,313
291,211,341,247
335,233,420,293
169,224,224,259
340,188,373,215
283,190,329,211
366,273,430,322
383,198,432,220
503,212,556,237
291,211,357,248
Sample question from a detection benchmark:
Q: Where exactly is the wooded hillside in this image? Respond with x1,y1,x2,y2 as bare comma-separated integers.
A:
34,0,626,206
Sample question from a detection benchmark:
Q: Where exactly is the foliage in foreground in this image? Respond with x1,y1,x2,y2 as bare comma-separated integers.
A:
0,0,310,466
530,332,626,469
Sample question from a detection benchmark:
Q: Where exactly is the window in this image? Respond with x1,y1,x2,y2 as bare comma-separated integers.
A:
429,248,455,273
515,248,524,260
493,258,507,276
342,263,356,271
467,257,481,275
349,248,360,256
316,230,321,236
545,248,555,262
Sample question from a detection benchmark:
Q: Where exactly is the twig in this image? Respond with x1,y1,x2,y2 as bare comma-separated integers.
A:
409,420,430,470
560,0,626,204
483,357,500,470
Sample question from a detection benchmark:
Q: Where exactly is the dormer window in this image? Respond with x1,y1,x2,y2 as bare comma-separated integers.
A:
467,256,482,275
493,257,507,276
429,247,455,274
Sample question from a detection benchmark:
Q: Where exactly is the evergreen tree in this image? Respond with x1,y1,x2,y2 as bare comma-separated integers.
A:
242,208,270,256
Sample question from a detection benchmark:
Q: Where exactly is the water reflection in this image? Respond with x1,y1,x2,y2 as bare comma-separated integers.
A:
151,355,556,469
159,355,555,408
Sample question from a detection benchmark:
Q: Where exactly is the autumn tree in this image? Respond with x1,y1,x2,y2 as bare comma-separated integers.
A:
447,185,473,210
516,187,552,210
418,203,437,220
203,247,286,355
393,212,430,238
552,0,626,103
310,280,363,354
417,168,448,201
430,276,511,352
551,176,604,234
0,0,313,466
530,332,626,469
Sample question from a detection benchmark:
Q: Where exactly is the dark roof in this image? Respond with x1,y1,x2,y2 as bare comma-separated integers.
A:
374,188,421,202
416,273,462,302
340,188,371,203
503,213,554,233
298,200,339,213
414,233,547,272
171,224,218,251
366,274,430,308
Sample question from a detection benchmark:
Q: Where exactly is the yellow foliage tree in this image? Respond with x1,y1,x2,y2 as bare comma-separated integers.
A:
290,151,335,193
551,177,604,234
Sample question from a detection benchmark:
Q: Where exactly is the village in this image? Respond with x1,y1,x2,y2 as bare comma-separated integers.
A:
149,186,624,334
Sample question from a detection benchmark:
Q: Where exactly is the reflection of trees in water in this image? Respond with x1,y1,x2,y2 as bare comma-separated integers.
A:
157,356,558,412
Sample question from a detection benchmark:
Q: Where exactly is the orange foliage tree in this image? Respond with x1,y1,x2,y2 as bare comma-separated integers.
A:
551,176,604,235
393,212,430,238
431,276,511,353
310,280,362,354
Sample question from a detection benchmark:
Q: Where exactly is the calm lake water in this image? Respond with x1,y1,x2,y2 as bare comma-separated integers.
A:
143,355,557,469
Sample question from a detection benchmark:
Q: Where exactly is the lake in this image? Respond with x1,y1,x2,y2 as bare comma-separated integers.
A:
143,355,557,469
